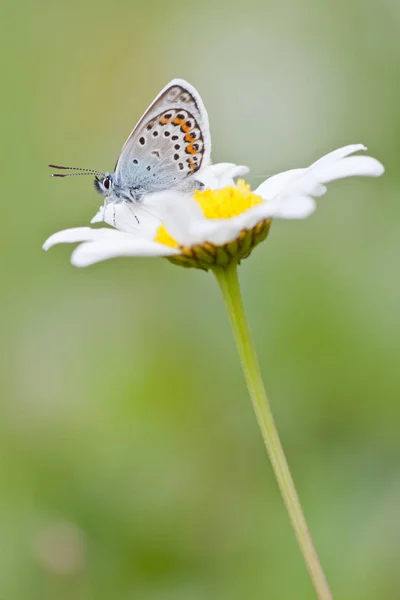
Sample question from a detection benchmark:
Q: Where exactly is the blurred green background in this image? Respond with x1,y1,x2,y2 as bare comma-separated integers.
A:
1,0,399,598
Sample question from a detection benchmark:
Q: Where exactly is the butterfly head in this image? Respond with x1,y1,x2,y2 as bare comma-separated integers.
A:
94,173,114,196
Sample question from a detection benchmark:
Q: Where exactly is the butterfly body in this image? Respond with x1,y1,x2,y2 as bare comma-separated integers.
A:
51,79,211,209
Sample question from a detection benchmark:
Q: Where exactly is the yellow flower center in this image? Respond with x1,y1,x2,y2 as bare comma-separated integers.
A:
155,226,178,248
155,180,264,248
195,179,263,219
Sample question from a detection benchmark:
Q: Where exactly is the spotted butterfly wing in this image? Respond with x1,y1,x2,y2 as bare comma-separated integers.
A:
114,79,211,198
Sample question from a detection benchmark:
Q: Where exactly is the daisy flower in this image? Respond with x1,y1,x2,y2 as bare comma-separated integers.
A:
44,138,383,600
44,144,383,269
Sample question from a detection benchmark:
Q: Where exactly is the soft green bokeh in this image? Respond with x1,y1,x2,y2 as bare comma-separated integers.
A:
1,0,399,598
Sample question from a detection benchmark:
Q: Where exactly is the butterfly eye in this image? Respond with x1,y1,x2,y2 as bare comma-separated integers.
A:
103,177,111,190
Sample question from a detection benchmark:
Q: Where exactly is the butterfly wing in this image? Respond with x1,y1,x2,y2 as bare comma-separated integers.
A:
114,79,211,197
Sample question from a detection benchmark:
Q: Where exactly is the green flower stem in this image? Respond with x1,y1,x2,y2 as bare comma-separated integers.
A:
213,261,332,600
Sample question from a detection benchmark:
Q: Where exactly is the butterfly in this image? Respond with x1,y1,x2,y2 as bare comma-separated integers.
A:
49,79,212,210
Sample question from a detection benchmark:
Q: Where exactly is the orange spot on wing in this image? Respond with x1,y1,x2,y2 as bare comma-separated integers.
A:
159,116,170,125
186,143,198,155
173,116,185,125
181,121,191,133
185,132,197,142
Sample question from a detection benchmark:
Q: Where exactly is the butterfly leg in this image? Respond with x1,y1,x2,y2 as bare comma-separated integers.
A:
126,203,140,225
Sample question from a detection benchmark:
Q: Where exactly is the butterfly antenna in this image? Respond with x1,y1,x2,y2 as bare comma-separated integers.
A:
49,164,105,178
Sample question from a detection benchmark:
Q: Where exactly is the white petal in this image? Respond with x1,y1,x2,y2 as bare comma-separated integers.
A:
310,144,367,167
71,238,179,268
186,217,250,247
256,145,384,208
253,147,368,200
257,196,316,219
144,190,204,247
197,163,250,189
92,201,161,238
43,227,124,250
254,169,305,200
144,187,235,247
255,170,327,202
310,155,384,183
